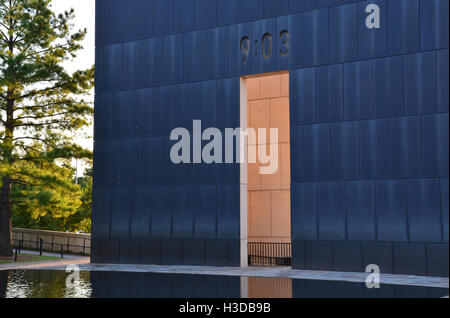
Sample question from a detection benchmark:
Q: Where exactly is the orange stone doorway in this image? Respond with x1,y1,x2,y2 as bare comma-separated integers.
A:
245,72,291,254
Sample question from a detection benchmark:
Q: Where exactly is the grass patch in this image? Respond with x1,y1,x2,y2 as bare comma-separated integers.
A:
0,253,62,265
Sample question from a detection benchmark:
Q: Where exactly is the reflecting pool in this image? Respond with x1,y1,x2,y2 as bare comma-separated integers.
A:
0,270,448,298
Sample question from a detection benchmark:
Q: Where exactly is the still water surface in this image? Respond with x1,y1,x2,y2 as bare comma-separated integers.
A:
0,270,448,298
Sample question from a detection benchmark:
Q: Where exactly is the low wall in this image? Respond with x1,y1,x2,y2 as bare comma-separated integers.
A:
12,228,91,256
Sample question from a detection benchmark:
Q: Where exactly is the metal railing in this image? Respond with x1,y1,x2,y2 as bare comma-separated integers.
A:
12,231,91,257
248,242,292,266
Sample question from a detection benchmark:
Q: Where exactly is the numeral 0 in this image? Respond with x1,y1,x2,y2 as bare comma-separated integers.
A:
240,30,290,63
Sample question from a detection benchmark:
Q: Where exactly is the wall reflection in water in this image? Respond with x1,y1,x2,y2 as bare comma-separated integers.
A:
2,270,448,298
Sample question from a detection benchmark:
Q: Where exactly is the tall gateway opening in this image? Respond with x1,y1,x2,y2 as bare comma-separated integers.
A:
242,72,291,267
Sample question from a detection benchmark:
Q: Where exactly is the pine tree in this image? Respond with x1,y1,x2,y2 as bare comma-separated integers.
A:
0,0,94,256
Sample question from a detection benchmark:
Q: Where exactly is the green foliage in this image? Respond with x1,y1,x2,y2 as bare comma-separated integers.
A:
0,0,94,240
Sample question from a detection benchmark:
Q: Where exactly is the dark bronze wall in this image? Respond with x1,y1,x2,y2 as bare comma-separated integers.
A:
93,0,449,276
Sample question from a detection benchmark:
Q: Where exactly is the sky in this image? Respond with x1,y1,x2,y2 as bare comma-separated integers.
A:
51,0,96,175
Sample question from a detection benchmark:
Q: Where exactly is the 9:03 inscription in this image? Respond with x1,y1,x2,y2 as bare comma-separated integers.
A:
240,30,290,63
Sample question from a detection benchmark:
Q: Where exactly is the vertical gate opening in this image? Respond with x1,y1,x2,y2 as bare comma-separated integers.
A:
241,72,291,267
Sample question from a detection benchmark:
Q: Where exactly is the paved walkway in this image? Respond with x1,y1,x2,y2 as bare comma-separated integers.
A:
37,263,449,289
0,250,90,271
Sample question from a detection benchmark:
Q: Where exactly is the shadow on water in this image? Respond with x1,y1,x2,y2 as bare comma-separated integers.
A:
1,270,448,298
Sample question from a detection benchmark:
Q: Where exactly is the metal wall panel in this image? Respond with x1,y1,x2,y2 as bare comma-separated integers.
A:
345,181,376,241
388,0,419,55
404,52,437,115
330,3,358,63
420,0,449,51
357,0,387,59
303,8,329,66
317,182,346,240
343,60,372,120
291,68,316,125
94,0,449,274
375,180,408,242
291,183,318,240
316,64,344,123
195,0,217,30
407,179,443,242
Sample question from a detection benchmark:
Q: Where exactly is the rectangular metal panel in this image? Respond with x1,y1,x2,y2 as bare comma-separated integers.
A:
421,114,449,178
404,52,437,115
317,182,346,240
217,184,240,239
375,180,408,242
152,0,174,37
291,182,318,240
263,0,290,18
426,243,449,277
407,179,443,242
150,187,172,238
110,188,131,238
119,238,140,264
359,119,391,179
357,0,387,59
303,8,329,66
344,60,372,120
277,14,302,70
318,0,342,8
122,41,143,91
140,238,161,265
290,125,303,182
291,68,315,125
291,240,305,269
389,116,422,178
373,56,404,118
362,242,393,274
305,241,333,271
316,64,343,123
163,34,184,85
183,30,206,82
238,0,263,23
194,186,217,239
216,78,240,130
182,239,205,265
130,188,151,238
195,0,217,29
217,0,239,26
437,50,449,113
141,137,162,187
330,3,358,63
91,188,111,239
393,243,426,276
172,187,195,239
206,27,229,79
302,124,331,181
420,0,449,50
441,179,449,242
345,181,376,241
388,0,419,55
331,121,359,180
333,241,363,272
95,0,115,46
174,0,195,33
142,37,164,87
205,240,228,266
228,23,253,76
289,0,315,12
161,239,183,265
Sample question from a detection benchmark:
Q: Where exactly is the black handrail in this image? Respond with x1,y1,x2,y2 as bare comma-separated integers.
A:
12,233,90,257
248,242,292,266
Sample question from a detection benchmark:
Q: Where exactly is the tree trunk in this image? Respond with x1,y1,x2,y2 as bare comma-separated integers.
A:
0,270,8,298
0,177,12,257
